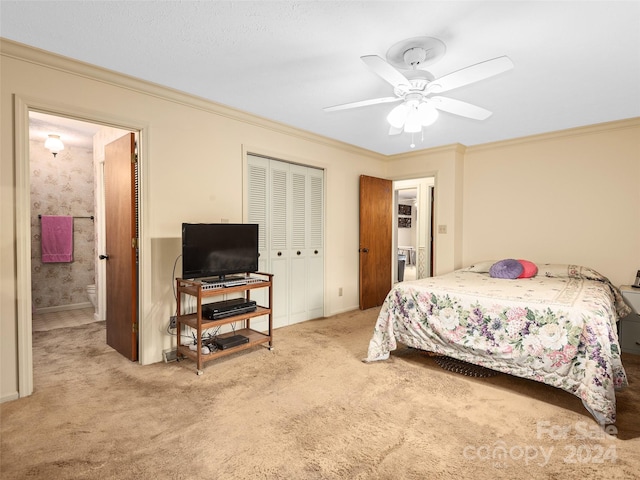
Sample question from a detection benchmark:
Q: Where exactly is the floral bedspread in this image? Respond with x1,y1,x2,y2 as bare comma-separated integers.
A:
365,264,630,424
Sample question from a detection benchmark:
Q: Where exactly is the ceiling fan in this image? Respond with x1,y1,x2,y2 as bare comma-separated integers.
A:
324,37,514,137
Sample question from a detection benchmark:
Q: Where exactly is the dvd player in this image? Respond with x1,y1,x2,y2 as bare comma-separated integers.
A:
214,334,249,350
202,298,257,320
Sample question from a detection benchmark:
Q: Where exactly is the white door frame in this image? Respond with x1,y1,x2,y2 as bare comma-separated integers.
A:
13,95,150,397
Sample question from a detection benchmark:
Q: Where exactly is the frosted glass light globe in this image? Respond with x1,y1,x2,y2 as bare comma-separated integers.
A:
386,103,409,129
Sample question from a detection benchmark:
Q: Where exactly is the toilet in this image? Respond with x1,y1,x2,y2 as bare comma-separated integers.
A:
87,284,97,309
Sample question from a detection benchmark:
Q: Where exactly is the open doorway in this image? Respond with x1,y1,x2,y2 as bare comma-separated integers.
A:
27,112,134,345
394,177,434,283
15,95,148,398
396,187,417,282
29,112,102,330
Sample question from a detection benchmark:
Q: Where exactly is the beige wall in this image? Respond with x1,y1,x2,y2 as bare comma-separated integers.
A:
2,39,638,403
383,120,640,287
461,120,640,286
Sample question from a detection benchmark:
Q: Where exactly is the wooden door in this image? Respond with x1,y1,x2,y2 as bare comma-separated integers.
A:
359,175,392,309
104,133,138,361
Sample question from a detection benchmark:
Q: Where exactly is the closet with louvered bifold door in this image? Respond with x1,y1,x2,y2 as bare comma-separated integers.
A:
247,154,324,329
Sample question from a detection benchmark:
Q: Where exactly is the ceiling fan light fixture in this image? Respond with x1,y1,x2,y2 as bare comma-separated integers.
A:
404,106,422,133
387,103,409,128
417,102,439,126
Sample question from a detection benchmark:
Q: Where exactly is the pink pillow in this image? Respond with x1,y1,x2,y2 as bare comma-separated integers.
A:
517,260,538,278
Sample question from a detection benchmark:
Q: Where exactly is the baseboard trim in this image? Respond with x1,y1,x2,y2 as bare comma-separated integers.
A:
0,391,20,403
330,306,361,316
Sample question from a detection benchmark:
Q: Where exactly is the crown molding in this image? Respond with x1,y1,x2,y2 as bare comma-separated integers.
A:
386,143,467,162
467,117,640,153
1,37,385,160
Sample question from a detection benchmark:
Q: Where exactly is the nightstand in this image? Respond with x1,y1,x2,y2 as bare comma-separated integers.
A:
619,286,640,355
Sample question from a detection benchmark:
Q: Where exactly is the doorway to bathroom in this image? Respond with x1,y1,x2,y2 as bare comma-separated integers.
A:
28,112,132,336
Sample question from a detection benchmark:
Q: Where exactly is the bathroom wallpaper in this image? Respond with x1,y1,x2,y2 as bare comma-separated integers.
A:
30,139,95,311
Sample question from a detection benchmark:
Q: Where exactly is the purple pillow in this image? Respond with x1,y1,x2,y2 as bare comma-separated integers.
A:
489,259,524,279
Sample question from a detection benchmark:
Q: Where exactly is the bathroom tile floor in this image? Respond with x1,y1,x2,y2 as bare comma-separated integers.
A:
32,307,101,332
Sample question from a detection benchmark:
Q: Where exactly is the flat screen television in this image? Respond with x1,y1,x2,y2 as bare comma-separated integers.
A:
181,223,259,280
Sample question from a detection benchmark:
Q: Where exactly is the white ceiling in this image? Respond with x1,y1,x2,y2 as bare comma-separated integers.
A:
29,111,103,150
3,1,639,156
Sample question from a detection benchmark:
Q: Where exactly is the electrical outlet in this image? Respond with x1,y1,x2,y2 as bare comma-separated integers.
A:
338,287,343,297
169,315,177,329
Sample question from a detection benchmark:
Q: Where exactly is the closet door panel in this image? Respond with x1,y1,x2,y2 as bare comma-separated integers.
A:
269,161,290,327
289,254,307,324
306,167,324,319
270,254,289,329
289,165,308,324
248,159,269,273
306,249,324,318
247,156,269,328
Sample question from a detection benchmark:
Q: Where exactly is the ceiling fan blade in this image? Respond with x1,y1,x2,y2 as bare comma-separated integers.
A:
361,55,410,88
323,96,400,112
430,96,493,120
388,124,403,136
427,56,514,94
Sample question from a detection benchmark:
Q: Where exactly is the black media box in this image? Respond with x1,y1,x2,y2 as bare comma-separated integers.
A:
202,298,257,320
214,335,249,350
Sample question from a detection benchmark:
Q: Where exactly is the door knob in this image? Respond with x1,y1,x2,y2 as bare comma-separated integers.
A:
360,248,369,253
99,254,109,260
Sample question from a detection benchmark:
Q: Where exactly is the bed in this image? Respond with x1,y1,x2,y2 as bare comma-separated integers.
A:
365,262,631,424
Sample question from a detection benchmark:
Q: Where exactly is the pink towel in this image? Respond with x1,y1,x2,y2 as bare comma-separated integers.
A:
41,215,74,263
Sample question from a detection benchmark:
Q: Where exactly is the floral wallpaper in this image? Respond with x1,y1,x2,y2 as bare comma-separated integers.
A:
30,138,95,311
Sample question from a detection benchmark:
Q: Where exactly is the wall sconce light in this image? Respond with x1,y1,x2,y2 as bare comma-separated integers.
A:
45,134,64,157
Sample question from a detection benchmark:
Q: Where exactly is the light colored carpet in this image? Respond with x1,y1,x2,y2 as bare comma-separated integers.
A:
32,307,99,331
1,308,639,479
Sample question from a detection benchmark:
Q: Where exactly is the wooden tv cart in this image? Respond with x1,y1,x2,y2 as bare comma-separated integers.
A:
175,272,273,374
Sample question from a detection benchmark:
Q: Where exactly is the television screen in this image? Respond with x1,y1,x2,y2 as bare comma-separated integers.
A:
181,223,259,279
